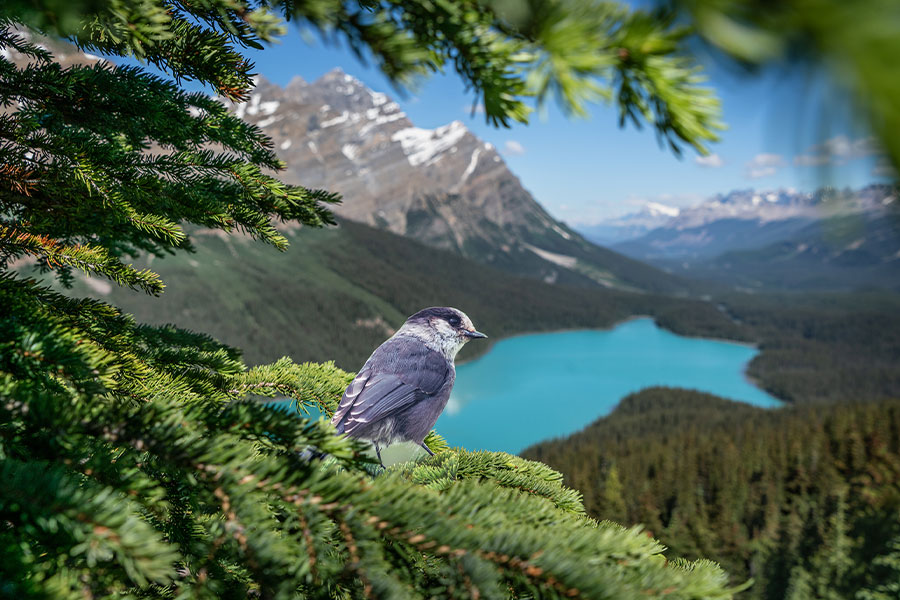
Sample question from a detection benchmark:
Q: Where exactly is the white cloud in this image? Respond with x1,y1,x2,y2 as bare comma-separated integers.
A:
695,153,724,168
503,140,525,156
745,153,784,179
794,135,880,167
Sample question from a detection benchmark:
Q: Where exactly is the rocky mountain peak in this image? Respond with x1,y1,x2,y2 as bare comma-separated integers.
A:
229,72,557,244
224,70,685,292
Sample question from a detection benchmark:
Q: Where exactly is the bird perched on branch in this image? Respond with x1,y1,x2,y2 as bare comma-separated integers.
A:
332,307,487,467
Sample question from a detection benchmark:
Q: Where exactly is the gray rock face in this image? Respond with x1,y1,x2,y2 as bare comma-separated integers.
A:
227,69,693,293
234,69,566,254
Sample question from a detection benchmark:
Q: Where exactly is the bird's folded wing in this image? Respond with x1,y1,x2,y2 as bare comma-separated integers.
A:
332,372,422,434
331,370,370,427
332,346,450,435
346,373,425,427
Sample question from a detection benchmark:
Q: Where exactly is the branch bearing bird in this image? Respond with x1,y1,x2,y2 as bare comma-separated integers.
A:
331,307,487,466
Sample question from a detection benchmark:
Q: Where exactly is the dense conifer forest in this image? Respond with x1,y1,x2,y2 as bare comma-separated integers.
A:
523,390,900,598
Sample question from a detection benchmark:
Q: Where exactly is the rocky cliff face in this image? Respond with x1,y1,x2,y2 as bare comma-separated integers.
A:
230,69,686,292
239,70,568,250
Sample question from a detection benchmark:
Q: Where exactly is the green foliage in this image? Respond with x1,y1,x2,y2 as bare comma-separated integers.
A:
0,23,339,293
0,0,743,597
524,388,900,598
712,292,900,404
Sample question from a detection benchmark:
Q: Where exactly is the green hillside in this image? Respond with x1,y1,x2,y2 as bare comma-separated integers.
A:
523,389,900,598
58,219,900,407
669,213,900,292
64,219,730,369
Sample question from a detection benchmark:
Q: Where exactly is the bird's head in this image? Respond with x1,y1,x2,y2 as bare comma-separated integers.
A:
400,307,487,359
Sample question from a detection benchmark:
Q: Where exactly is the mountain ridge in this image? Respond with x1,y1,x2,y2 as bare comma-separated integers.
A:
227,69,692,294
598,185,899,290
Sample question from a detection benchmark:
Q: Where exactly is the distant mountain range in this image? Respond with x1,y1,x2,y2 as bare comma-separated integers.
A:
576,185,899,290
674,211,900,290
227,69,690,294
577,202,681,246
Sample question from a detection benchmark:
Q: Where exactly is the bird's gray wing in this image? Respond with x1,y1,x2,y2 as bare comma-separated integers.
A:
333,346,450,436
331,369,370,430
341,373,424,434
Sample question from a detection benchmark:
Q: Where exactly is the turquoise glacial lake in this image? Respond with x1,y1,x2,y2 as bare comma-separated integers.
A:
435,317,780,454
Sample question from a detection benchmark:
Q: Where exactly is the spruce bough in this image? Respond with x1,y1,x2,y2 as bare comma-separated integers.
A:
1,1,739,597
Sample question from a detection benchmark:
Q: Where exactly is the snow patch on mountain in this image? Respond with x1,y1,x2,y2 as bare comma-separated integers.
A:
646,202,680,218
235,94,280,119
523,244,578,268
358,110,406,137
461,148,481,182
257,115,281,128
342,144,360,161
320,111,353,128
392,120,468,167
552,224,573,240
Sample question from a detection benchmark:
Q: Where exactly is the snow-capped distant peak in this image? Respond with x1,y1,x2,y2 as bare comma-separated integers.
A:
645,202,680,217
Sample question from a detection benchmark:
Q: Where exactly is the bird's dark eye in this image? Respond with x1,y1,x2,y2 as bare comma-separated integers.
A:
448,316,461,327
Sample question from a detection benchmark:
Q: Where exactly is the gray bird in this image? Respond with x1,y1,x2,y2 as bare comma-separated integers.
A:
331,307,487,466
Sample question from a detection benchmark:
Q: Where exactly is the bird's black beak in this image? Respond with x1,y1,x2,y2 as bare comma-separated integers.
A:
463,329,487,339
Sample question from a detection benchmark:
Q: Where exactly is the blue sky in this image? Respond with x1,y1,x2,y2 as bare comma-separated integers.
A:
154,26,889,225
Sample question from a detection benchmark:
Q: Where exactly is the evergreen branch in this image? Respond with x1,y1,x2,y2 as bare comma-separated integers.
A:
395,450,587,515
0,459,181,589
227,358,353,415
0,20,52,62
0,225,164,294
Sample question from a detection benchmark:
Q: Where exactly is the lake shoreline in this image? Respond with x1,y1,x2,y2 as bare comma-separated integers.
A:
458,313,760,366
459,315,782,409
440,318,781,452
